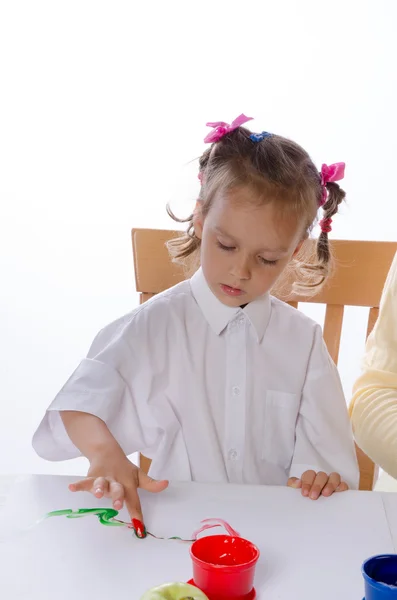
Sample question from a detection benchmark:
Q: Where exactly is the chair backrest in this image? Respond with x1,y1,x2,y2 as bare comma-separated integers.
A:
132,227,397,490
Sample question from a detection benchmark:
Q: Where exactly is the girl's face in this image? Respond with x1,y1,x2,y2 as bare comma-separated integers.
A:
194,187,305,307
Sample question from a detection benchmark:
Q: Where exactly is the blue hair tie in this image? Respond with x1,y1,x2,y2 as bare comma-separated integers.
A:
250,131,272,142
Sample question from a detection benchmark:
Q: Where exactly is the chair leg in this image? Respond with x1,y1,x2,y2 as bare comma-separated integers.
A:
356,443,377,491
139,453,152,474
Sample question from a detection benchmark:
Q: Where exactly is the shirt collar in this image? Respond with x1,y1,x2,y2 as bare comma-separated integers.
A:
190,267,271,342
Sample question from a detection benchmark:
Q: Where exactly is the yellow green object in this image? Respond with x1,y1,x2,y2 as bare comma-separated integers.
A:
140,581,209,600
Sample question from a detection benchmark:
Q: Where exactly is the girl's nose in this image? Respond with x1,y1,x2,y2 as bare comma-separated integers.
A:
230,258,251,280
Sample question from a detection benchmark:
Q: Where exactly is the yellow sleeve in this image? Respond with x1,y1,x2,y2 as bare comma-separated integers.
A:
350,251,397,478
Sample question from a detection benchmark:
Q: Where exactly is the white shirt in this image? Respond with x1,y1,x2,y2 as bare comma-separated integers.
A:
33,268,359,489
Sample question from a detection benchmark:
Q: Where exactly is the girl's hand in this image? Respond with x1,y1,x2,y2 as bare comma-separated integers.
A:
68,447,168,534
287,470,348,500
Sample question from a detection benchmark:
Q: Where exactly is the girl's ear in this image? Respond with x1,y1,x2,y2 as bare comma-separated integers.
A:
193,200,204,240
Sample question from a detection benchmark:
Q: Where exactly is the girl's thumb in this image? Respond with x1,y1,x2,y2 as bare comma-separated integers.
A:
138,471,169,493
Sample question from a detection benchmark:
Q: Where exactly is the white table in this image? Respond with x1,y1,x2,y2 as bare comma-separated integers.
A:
1,474,397,600
2,470,396,504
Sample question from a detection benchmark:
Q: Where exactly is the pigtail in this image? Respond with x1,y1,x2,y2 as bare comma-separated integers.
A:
166,147,213,268
166,205,199,264
288,180,346,297
316,181,346,264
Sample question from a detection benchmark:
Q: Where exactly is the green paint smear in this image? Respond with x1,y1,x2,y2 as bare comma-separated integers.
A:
46,508,125,527
44,508,193,541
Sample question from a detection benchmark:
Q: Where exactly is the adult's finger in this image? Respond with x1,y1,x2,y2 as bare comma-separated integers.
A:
308,471,328,500
322,472,341,497
300,470,316,497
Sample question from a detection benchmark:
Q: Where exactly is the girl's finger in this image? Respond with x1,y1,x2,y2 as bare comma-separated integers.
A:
68,478,95,493
109,481,125,510
307,471,328,500
335,481,349,493
300,470,316,497
322,472,341,497
138,470,169,493
125,486,146,537
92,477,109,498
287,477,302,489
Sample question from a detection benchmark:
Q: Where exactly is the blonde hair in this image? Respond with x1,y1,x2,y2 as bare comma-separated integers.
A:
167,126,345,296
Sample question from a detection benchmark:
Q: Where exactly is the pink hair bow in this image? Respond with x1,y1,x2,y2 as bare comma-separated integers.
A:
204,113,253,144
320,162,345,206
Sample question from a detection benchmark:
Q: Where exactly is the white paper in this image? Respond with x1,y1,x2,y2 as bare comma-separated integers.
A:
0,475,394,599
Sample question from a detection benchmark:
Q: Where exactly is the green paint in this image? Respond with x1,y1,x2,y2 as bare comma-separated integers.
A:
46,508,125,527
44,508,194,541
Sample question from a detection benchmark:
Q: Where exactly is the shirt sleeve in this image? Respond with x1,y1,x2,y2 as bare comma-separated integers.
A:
32,315,161,461
350,251,397,478
289,325,360,490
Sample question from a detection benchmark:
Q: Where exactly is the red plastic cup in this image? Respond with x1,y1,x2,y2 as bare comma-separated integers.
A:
190,534,260,599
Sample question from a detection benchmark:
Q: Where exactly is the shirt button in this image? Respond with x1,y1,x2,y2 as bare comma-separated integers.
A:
228,449,238,460
238,316,245,325
232,386,240,396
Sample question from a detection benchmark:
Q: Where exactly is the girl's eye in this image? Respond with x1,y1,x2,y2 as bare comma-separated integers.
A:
217,241,235,252
260,257,278,266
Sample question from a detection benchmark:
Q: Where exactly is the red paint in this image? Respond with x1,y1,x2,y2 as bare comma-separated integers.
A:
132,518,147,538
190,535,259,599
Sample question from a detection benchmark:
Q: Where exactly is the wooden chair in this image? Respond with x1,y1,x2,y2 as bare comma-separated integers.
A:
132,228,397,491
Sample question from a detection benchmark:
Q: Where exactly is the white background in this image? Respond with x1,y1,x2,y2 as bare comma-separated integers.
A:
1,0,397,477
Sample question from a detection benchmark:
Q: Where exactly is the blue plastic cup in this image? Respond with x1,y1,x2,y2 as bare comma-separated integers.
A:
362,555,397,598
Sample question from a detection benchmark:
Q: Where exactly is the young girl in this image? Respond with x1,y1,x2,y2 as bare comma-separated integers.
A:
32,114,359,533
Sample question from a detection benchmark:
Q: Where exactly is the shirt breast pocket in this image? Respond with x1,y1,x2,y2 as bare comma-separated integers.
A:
261,390,300,469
